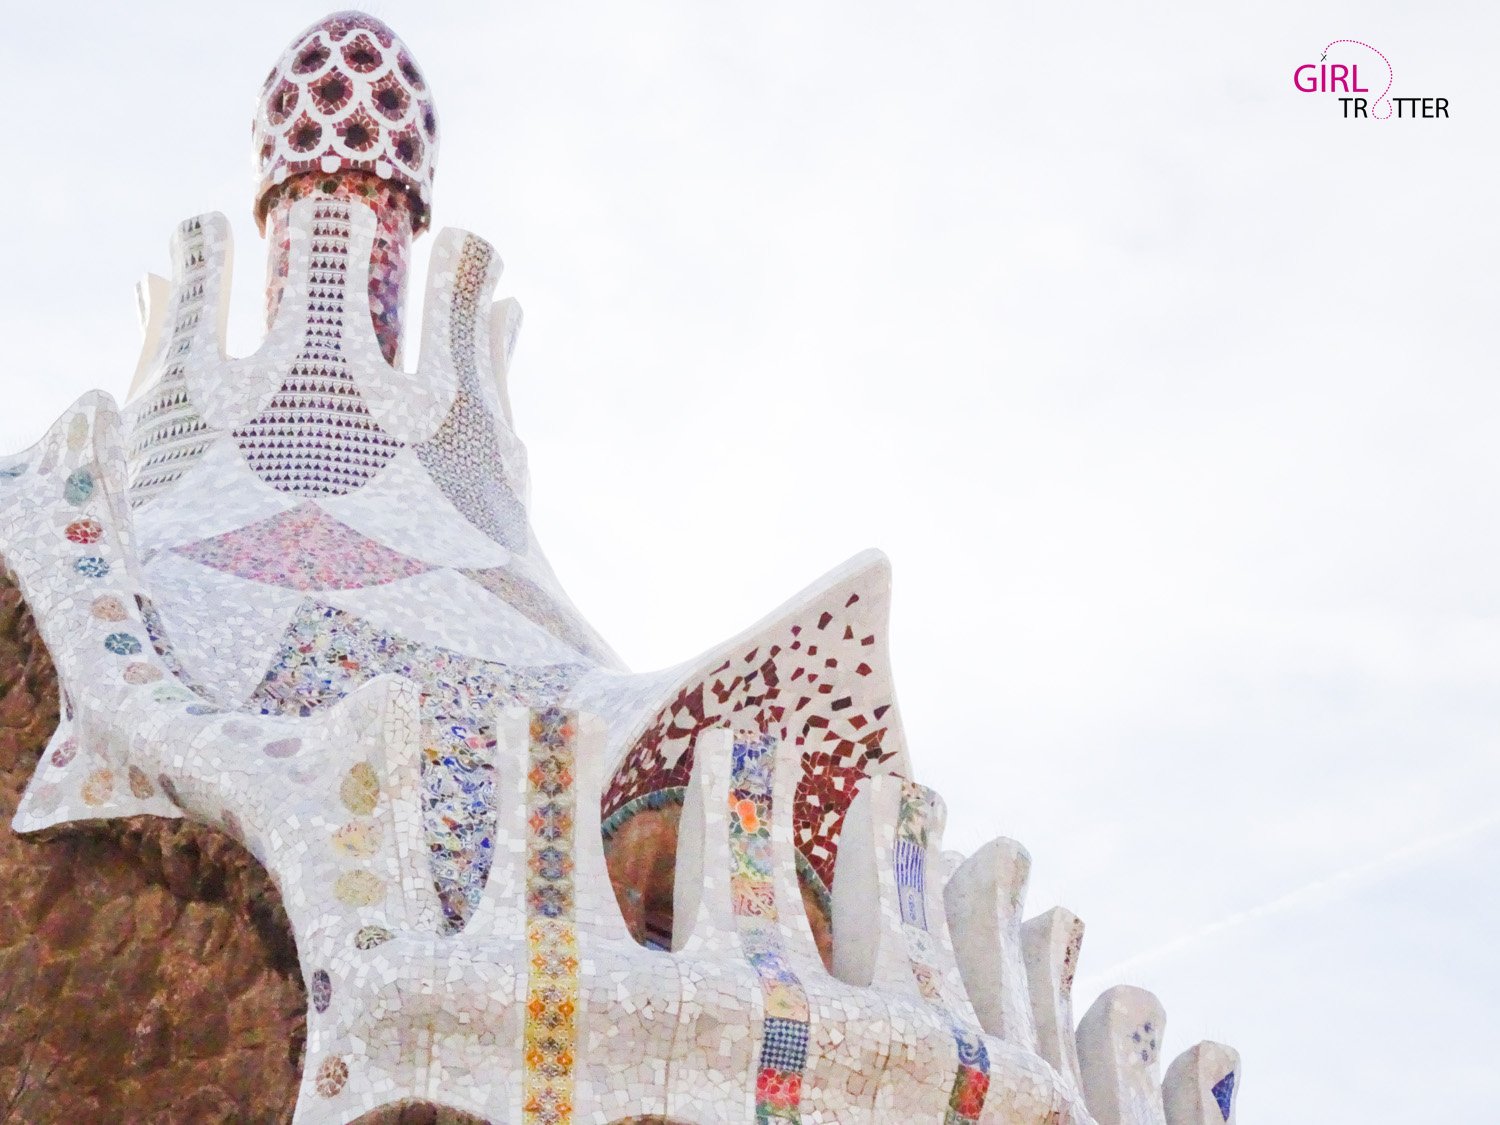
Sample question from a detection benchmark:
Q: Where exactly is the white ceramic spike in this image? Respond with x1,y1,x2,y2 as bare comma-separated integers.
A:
1077,985,1168,1125
829,776,919,995
1022,905,1086,1095
1164,1041,1240,1125
672,724,740,950
945,837,1040,1052
127,273,170,401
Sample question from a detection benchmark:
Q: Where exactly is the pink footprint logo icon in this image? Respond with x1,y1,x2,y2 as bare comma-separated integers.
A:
1323,39,1394,119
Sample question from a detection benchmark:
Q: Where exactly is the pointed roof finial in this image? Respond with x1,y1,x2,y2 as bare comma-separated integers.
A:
251,11,439,233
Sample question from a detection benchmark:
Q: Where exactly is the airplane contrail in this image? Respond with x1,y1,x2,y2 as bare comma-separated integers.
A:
1078,809,1500,991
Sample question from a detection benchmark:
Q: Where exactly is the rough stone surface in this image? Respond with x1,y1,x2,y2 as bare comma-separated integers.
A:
0,578,306,1123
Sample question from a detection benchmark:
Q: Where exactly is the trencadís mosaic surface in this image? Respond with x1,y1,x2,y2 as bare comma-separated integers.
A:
4,12,1241,1124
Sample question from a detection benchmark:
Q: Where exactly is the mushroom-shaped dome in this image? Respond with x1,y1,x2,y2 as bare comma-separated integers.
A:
252,11,438,233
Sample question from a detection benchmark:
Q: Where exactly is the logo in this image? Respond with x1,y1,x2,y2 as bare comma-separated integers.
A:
1293,40,1449,119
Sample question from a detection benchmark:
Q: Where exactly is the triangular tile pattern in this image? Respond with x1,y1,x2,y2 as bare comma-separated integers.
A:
127,218,217,507
172,502,431,590
414,235,527,550
1212,1070,1235,1120
316,448,511,570
233,201,403,495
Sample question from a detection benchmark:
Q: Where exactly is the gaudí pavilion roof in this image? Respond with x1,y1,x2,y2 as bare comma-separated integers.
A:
0,11,1241,1125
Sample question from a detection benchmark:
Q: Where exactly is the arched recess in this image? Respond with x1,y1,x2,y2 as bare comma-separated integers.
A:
601,790,835,967
351,1104,699,1124
601,799,682,950
351,1102,489,1124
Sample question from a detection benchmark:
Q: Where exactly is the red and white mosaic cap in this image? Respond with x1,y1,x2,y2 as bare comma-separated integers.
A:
253,11,438,233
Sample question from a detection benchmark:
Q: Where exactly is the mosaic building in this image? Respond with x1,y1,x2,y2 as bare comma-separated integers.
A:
2,12,1241,1124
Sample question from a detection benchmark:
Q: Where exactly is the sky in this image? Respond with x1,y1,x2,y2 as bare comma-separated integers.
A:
2,1,1497,1119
